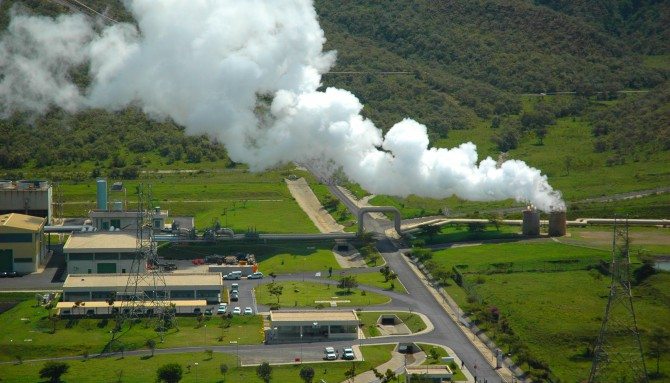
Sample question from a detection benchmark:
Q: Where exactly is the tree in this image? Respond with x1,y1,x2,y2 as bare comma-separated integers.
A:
146,338,157,357
205,349,214,360
649,327,670,376
299,366,315,383
429,347,440,362
256,362,272,383
467,222,486,233
267,282,284,304
419,224,441,240
380,265,391,281
156,363,183,383
220,363,229,380
39,361,70,383
344,362,357,382
338,275,359,293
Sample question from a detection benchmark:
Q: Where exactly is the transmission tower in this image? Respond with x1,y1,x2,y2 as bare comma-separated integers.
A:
112,184,175,343
588,218,648,383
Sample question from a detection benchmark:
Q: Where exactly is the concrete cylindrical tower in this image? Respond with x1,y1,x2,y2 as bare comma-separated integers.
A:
96,179,108,211
548,210,567,237
522,206,540,236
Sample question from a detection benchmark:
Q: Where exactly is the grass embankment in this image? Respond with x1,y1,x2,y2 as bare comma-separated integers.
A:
416,343,466,381
433,241,670,381
58,168,319,234
353,272,406,293
310,183,358,232
0,344,396,382
257,281,390,308
357,312,426,338
159,241,341,274
0,300,263,362
412,224,521,246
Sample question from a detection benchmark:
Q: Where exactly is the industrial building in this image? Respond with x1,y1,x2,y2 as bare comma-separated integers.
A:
89,179,168,231
61,272,223,304
64,232,144,275
0,213,46,273
268,310,359,343
55,299,208,316
0,180,52,224
404,365,454,382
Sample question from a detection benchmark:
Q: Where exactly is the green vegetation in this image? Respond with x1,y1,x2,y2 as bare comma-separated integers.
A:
354,271,406,293
357,312,426,337
311,183,358,232
412,224,521,246
429,240,670,381
158,241,341,274
256,281,389,308
0,300,263,362
415,343,466,381
0,344,396,382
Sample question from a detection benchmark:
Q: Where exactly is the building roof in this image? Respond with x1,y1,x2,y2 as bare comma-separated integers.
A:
63,273,223,289
0,213,45,232
270,310,359,323
64,232,141,253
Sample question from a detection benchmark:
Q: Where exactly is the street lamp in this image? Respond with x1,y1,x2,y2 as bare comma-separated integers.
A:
204,324,207,345
300,333,303,364
194,362,199,383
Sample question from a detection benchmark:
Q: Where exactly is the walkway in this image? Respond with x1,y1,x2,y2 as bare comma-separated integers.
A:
286,177,344,233
338,349,406,383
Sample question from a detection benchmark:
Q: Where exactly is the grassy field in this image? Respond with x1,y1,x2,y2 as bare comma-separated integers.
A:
564,226,670,255
430,241,611,274
0,344,396,382
352,271,407,293
357,312,426,338
0,300,263,362
434,240,670,381
158,241,341,274
256,281,390,308
412,224,522,245
415,343,466,381
56,167,320,233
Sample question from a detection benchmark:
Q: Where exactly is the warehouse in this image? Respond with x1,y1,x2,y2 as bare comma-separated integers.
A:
62,272,223,304
268,310,359,343
0,213,46,273
64,232,144,276
0,180,52,224
55,299,208,316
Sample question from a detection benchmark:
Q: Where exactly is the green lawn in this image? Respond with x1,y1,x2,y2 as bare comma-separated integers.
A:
0,344,396,382
413,224,522,245
353,272,407,293
430,241,611,274
158,241,341,274
256,281,390,308
415,343,466,381
357,312,426,338
434,239,670,381
0,301,263,362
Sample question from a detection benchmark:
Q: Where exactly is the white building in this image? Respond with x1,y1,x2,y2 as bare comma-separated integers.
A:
268,310,360,343
0,180,52,224
89,207,168,232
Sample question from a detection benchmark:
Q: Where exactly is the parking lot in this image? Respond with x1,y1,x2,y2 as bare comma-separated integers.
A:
238,344,363,365
223,279,258,315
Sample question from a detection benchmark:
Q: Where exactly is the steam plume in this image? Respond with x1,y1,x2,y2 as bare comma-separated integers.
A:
0,0,565,211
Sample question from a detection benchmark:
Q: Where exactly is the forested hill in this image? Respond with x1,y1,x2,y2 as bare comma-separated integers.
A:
0,0,668,181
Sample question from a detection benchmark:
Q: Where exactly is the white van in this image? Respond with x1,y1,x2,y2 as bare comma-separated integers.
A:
223,271,242,280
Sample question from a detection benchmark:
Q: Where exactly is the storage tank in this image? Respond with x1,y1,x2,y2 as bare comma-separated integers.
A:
96,179,108,210
548,210,567,237
522,206,540,236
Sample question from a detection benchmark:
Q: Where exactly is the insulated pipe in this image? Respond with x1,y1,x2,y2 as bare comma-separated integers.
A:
357,206,402,236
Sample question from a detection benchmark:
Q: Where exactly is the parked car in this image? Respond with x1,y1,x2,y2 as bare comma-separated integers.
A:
342,347,355,360
217,304,227,314
223,271,242,280
204,308,213,316
231,283,239,290
0,271,17,278
230,292,239,302
324,347,338,360
244,307,253,315
232,307,241,315
247,272,263,279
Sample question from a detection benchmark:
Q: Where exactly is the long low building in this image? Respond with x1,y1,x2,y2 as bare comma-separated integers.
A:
62,272,223,304
56,299,208,316
268,310,359,343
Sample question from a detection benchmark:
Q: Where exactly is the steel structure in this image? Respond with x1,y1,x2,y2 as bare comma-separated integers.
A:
588,218,648,383
112,184,175,343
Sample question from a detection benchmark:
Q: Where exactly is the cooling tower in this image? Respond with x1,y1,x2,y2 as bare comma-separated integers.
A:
548,210,567,237
522,206,540,236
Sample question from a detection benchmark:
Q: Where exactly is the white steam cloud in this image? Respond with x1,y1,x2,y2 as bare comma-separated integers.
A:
0,0,565,211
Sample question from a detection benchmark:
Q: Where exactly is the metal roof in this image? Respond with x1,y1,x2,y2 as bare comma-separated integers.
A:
270,310,359,323
64,232,141,253
63,273,223,289
0,213,45,232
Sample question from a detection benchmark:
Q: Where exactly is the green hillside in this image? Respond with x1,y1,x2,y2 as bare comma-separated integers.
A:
1,0,669,217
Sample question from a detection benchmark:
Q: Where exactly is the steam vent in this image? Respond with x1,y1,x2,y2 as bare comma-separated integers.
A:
548,210,567,237
522,206,540,236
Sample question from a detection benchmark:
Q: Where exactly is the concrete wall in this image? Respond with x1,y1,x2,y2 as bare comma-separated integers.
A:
0,232,44,273
0,188,52,224
66,258,138,275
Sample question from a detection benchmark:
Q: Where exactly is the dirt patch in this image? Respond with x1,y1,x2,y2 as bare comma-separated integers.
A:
285,178,343,233
577,230,670,245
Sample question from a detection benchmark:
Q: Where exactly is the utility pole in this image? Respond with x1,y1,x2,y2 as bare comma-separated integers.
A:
588,218,648,382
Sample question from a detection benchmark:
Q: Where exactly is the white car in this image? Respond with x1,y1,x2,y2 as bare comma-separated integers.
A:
324,347,337,360
217,304,227,314
342,347,355,360
232,306,241,315
247,272,264,279
244,307,253,315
